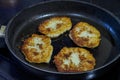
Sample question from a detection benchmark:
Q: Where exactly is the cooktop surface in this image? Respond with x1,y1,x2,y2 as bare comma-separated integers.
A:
0,0,120,80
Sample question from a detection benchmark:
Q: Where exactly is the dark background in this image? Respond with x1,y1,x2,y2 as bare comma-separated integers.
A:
0,0,120,80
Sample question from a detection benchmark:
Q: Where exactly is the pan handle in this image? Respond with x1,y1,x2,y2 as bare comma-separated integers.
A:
0,24,6,48
0,25,6,37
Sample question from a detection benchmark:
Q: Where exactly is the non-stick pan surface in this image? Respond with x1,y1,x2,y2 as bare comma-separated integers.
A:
5,0,120,75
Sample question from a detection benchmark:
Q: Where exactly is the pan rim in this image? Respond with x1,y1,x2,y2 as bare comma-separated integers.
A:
5,0,120,75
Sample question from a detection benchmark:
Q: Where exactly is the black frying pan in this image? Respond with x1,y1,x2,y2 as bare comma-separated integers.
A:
4,0,120,80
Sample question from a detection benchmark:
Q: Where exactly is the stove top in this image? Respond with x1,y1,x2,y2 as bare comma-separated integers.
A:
0,0,120,80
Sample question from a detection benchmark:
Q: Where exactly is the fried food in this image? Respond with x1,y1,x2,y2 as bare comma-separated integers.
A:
38,16,72,38
21,34,53,63
54,47,96,72
69,22,101,48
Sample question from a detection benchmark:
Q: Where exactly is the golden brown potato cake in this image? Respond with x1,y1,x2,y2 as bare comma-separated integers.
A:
69,22,101,48
21,34,53,63
54,47,96,72
38,16,72,38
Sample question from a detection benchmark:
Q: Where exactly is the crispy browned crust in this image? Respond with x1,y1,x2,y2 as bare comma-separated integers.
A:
38,16,72,38
54,47,96,72
69,22,101,48
21,34,53,63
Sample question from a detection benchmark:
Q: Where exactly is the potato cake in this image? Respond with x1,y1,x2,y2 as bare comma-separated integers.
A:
69,22,101,48
21,34,53,63
54,47,96,72
39,16,72,38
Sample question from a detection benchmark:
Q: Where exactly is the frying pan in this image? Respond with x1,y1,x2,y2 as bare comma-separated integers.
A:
2,0,120,80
